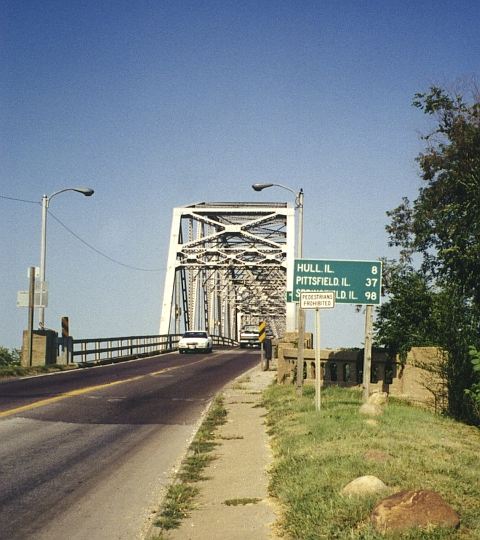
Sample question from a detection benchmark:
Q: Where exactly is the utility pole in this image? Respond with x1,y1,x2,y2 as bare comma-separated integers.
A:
251,183,305,395
296,189,305,397
38,187,94,328
38,195,48,328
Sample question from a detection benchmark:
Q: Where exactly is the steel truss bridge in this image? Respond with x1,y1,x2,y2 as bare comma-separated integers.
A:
159,201,296,341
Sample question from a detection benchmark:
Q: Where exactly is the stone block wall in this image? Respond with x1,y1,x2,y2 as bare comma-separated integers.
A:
276,343,446,409
21,329,58,366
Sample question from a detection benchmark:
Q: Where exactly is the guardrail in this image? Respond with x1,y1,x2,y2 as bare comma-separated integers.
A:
58,333,237,365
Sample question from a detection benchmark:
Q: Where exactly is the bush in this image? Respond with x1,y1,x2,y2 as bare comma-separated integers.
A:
465,347,480,421
0,347,21,367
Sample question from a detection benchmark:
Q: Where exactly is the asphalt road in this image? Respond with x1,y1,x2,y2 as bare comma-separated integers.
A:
0,347,259,540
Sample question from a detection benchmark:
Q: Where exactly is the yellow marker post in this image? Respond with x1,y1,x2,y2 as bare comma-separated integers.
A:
259,321,268,371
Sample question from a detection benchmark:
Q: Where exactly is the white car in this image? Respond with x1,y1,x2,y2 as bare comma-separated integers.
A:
178,331,213,354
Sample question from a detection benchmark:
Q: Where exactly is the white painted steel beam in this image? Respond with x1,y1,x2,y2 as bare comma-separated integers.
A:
159,202,295,340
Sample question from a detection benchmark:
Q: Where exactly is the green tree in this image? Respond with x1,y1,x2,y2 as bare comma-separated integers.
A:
375,263,437,362
387,86,480,300
383,85,480,424
432,284,479,421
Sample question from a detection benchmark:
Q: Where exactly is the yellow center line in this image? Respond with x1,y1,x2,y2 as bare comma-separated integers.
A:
0,356,212,419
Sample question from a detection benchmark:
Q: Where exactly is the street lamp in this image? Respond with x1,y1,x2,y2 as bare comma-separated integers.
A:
252,183,305,396
38,187,94,328
252,183,304,258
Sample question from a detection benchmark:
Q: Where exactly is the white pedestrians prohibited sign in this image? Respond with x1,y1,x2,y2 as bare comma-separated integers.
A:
300,291,335,310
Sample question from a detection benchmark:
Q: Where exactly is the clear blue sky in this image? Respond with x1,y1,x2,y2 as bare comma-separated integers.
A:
1,0,479,350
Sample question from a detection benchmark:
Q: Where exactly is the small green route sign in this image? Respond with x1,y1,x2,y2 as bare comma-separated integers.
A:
293,258,382,305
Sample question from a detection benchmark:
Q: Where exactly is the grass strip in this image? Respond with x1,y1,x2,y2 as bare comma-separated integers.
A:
153,395,227,532
264,384,480,540
0,364,75,378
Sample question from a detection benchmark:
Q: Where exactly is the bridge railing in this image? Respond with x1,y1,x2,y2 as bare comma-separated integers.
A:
58,333,237,365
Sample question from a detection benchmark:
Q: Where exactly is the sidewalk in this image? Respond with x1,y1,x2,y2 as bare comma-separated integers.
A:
163,363,280,540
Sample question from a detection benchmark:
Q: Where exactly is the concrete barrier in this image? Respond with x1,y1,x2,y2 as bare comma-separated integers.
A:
276,339,446,410
21,329,58,366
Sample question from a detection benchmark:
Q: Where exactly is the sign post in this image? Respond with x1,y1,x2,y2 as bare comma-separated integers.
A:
27,267,35,367
363,305,373,402
315,307,321,411
300,292,335,411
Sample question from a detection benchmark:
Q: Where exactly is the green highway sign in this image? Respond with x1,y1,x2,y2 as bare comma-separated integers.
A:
293,259,382,305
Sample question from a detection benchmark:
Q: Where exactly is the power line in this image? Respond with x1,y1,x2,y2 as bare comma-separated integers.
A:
48,210,164,273
0,194,39,204
1,193,164,272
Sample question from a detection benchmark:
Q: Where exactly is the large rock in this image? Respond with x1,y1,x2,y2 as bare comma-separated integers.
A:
371,490,460,533
341,475,388,497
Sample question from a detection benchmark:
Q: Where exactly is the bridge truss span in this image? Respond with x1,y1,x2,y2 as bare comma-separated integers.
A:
159,201,295,341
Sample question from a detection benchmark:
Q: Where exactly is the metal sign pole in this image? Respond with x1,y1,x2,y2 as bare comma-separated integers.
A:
315,307,321,411
27,267,35,367
296,307,305,395
299,291,334,409
362,304,373,402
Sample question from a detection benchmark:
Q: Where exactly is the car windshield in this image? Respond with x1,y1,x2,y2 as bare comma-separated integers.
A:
183,331,208,338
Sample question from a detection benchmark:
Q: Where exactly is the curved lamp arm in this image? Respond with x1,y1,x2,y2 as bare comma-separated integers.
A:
251,183,302,208
45,187,94,208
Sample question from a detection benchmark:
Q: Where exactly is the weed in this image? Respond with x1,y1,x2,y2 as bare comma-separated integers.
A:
230,383,247,390
152,396,228,533
154,484,199,530
224,497,261,506
178,453,216,483
231,375,251,390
